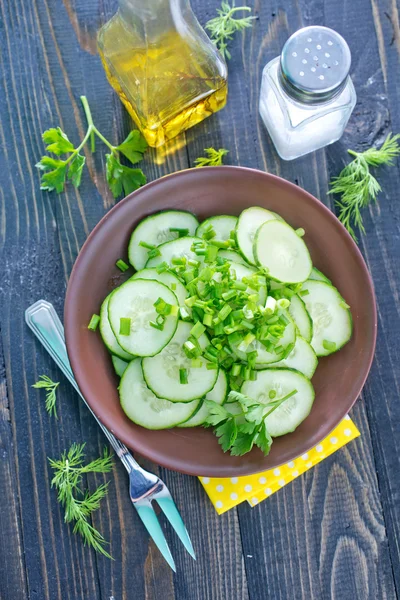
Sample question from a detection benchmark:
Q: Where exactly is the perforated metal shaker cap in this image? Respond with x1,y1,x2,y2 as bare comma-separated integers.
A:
279,26,351,104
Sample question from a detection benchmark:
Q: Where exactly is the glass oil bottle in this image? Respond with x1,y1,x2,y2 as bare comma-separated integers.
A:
97,0,228,147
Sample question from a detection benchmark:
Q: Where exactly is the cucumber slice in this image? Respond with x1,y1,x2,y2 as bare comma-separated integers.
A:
108,279,179,356
309,267,332,284
269,211,285,222
145,236,204,268
178,369,228,427
241,368,315,437
196,215,238,241
300,280,352,356
111,355,129,377
120,359,200,429
99,294,135,361
142,321,219,402
254,220,312,283
230,261,267,305
288,294,313,342
231,313,296,365
236,206,278,265
128,210,199,270
131,268,188,310
218,250,251,266
268,336,318,379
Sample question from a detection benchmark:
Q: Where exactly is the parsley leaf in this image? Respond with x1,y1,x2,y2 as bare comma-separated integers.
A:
117,130,148,164
215,419,238,451
230,431,254,456
42,127,75,155
106,154,147,198
36,157,67,193
68,154,86,188
254,421,273,455
204,400,230,425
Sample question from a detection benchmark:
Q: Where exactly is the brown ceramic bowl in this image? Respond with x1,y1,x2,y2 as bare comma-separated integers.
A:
65,167,377,477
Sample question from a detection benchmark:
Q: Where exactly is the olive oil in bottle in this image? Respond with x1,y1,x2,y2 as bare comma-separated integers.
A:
97,0,228,147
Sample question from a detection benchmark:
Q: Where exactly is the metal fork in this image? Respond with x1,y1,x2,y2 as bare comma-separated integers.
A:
25,300,195,571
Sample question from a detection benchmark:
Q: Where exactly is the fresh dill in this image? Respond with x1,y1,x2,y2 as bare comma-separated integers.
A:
205,1,256,59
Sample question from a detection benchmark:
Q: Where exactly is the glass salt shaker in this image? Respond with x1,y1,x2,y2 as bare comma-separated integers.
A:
259,26,356,160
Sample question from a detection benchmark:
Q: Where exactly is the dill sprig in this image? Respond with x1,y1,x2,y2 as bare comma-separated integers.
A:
32,375,60,418
48,443,114,558
329,133,400,242
194,147,229,167
205,1,256,59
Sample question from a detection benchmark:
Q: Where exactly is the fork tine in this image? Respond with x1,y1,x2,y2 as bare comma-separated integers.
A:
134,500,176,571
155,490,196,560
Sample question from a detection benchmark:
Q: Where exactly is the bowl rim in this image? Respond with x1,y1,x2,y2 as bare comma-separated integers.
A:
65,166,377,475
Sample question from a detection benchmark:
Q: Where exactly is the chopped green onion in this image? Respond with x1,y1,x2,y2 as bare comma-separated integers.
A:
323,339,337,352
170,283,177,291
156,261,168,273
269,390,277,399
169,227,189,237
119,317,131,336
296,228,305,237
191,358,203,368
274,345,284,354
154,297,172,315
199,267,213,281
115,258,129,272
188,259,200,268
278,314,289,325
87,314,100,331
241,365,251,380
190,321,206,339
249,370,257,381
206,362,218,370
228,331,242,345
232,281,247,291
139,241,156,250
214,322,224,336
179,368,189,384
231,363,241,377
183,340,197,358
203,313,213,327
237,333,255,353
202,226,216,240
170,305,179,316
150,320,164,331
241,320,254,330
156,314,166,325
222,289,237,301
247,351,258,368
204,244,218,263
180,306,191,321
277,298,290,310
171,257,186,265
299,289,310,297
209,239,231,248
185,295,197,308
218,304,232,321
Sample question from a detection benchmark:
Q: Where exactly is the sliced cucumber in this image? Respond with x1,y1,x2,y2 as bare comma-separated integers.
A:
230,261,267,305
218,250,251,266
196,215,238,241
142,321,218,402
99,294,135,361
111,355,130,377
271,336,318,379
300,280,352,356
131,268,188,310
178,369,228,427
231,313,296,365
254,220,312,283
108,279,178,356
241,368,315,437
269,211,285,222
120,359,200,429
288,294,313,342
128,210,199,270
236,206,278,265
145,236,204,268
309,267,332,284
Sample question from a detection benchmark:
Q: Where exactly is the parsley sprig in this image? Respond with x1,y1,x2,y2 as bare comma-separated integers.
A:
205,1,256,59
36,96,148,198
205,389,297,456
329,133,400,241
194,147,229,167
48,443,114,558
32,375,60,418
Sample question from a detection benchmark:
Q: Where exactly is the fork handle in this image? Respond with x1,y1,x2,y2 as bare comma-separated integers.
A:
25,300,141,473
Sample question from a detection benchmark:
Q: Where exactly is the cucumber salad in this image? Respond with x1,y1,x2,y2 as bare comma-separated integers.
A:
89,207,352,457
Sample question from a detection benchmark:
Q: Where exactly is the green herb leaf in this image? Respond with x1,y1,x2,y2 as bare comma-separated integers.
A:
254,421,273,455
106,153,147,198
48,443,113,558
329,133,400,241
32,375,59,418
215,418,238,451
36,157,67,192
68,154,86,188
116,130,148,164
194,147,229,167
230,431,255,456
204,400,230,426
205,1,256,59
42,127,75,155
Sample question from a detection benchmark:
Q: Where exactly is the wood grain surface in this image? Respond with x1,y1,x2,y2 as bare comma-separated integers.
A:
0,0,399,598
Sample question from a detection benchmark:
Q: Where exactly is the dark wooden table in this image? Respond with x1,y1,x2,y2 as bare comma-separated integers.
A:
1,0,400,598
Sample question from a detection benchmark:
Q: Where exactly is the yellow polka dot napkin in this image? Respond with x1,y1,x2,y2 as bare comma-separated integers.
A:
199,416,360,514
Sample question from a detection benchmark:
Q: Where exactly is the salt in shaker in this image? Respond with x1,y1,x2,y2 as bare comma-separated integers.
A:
259,26,356,160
